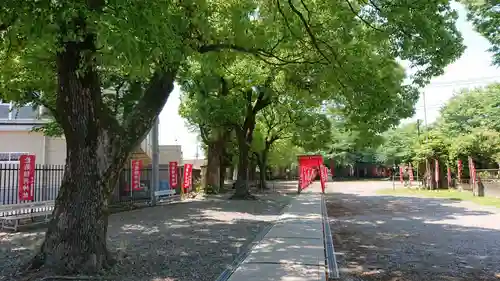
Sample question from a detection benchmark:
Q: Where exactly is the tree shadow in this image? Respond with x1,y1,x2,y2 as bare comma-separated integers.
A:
0,190,296,281
326,192,500,281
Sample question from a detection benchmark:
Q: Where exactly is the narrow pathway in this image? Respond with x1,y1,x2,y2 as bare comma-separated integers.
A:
225,183,331,281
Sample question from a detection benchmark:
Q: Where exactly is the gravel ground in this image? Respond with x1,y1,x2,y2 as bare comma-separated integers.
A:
0,183,296,281
326,181,500,281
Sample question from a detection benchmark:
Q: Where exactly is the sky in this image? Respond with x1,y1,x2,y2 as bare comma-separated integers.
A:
159,3,500,160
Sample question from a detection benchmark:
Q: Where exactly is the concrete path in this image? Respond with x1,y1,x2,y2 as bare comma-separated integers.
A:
226,183,330,281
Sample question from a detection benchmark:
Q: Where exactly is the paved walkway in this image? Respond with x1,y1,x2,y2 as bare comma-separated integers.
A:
226,183,330,281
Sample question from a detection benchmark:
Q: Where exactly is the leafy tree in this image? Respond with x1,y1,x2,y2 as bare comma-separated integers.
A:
252,99,331,189
461,0,500,65
376,84,500,186
436,84,500,167
322,113,384,167
178,65,235,192
179,55,286,198
0,0,464,274
437,84,500,136
376,122,421,165
267,139,303,172
448,129,500,168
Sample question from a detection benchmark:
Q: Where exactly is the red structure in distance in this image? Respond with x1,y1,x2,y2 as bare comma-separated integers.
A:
297,154,327,194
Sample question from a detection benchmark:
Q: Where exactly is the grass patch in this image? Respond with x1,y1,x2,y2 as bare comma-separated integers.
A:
376,188,500,208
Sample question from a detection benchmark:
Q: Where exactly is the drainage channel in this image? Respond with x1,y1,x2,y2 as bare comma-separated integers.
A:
322,194,340,279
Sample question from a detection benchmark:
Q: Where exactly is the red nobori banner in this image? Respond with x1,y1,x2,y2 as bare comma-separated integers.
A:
131,159,143,191
409,164,414,182
447,166,452,186
19,154,36,201
183,164,193,191
169,161,178,188
457,159,462,182
435,159,439,185
319,165,326,187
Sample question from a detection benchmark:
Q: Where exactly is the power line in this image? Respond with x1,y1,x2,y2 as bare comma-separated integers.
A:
424,76,500,88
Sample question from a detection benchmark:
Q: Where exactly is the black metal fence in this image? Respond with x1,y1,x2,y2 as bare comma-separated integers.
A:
0,163,201,206
0,164,63,205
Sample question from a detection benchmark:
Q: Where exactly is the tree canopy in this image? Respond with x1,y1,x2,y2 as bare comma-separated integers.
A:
0,0,467,276
375,83,500,174
461,0,500,65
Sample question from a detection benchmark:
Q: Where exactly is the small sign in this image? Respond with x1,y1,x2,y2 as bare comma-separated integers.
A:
183,164,193,191
447,166,452,187
19,154,36,201
169,161,178,188
131,159,143,191
435,159,439,186
457,159,462,182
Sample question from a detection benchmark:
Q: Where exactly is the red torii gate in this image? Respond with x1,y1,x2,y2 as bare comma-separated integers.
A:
297,154,328,194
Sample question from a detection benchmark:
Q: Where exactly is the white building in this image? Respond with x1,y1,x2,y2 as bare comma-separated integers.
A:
0,101,157,165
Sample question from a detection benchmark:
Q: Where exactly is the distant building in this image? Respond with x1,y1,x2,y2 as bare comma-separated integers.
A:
182,159,206,170
0,101,155,165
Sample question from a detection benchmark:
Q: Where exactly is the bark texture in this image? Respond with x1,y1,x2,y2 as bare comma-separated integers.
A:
30,29,123,274
255,148,269,190
230,85,272,199
205,143,221,190
29,14,176,274
202,129,231,193
232,130,255,199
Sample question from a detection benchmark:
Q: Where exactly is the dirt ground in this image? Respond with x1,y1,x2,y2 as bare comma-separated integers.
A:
0,181,297,281
326,181,500,281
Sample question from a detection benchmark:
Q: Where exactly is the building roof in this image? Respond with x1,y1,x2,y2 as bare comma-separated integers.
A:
183,159,207,170
0,104,43,120
0,103,50,131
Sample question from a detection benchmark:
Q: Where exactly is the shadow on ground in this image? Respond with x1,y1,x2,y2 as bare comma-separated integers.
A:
0,182,298,281
326,192,500,281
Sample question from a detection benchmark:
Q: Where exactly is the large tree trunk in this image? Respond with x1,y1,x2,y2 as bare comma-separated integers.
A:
258,160,267,190
232,131,255,199
219,164,227,190
29,35,126,274
230,88,271,199
29,17,176,275
256,148,269,190
204,143,221,191
31,145,121,274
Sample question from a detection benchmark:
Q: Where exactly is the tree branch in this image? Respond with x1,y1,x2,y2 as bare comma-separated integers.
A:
286,0,331,64
122,66,178,148
344,0,383,32
199,124,211,144
278,0,352,90
198,43,321,65
365,0,414,39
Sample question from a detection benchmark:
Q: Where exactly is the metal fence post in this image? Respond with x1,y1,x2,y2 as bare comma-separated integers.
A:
151,118,159,206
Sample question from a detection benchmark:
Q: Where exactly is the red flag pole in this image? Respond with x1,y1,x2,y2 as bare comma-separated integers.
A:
447,166,451,188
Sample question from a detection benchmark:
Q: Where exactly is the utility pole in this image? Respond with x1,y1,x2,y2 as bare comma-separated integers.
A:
195,142,199,160
422,91,431,188
150,118,160,206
